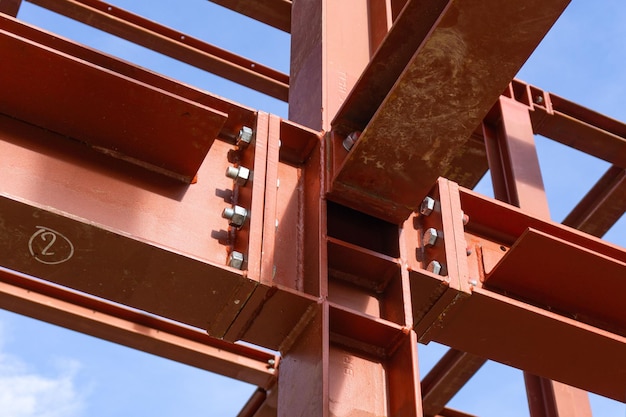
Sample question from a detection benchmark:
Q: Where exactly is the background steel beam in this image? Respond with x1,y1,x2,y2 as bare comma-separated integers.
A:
420,350,487,417
329,0,570,223
27,0,289,100
208,0,291,33
0,268,277,389
0,0,20,15
563,165,626,237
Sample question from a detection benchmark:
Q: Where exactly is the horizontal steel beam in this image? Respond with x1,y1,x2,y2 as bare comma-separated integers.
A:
0,17,228,183
0,268,277,388
0,0,21,15
27,0,289,100
208,0,291,33
409,180,626,402
505,79,626,169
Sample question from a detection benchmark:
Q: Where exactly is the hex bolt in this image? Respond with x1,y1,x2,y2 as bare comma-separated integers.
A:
534,95,544,105
468,279,478,287
423,228,439,247
420,196,435,216
236,126,253,147
267,358,276,369
228,251,245,269
427,260,442,275
342,131,361,151
461,211,469,225
225,165,251,186
222,205,248,229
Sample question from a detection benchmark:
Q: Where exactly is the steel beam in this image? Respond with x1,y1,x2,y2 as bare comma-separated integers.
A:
207,0,291,33
328,0,570,223
0,268,276,388
27,0,289,100
0,19,228,183
563,165,626,237
0,0,21,15
420,349,487,417
409,179,626,402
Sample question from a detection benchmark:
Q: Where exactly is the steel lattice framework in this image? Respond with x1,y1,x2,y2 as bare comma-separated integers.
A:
0,1,625,416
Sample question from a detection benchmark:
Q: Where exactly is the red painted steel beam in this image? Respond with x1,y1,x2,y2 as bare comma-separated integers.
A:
420,349,487,417
0,0,21,15
437,409,479,417
207,0,291,33
27,0,289,101
0,21,228,183
0,268,277,388
504,79,626,168
0,14,256,142
563,165,626,237
328,0,570,223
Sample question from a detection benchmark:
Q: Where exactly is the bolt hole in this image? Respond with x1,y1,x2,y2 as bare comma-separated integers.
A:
500,245,507,252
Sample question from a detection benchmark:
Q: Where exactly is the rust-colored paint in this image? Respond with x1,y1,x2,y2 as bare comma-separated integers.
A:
330,0,570,222
0,25,227,182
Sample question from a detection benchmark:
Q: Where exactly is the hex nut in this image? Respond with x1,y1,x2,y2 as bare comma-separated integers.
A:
427,260,442,275
225,165,251,186
237,126,253,147
222,205,248,228
228,251,245,269
423,228,439,247
342,131,361,151
420,196,435,216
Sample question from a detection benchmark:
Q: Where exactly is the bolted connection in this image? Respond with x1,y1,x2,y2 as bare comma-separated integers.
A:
342,131,361,151
226,165,251,186
423,227,439,247
420,196,435,216
222,205,248,229
236,126,254,147
228,251,245,269
427,260,442,275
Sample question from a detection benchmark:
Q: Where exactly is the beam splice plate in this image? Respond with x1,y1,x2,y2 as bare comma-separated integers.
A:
0,27,227,183
329,0,570,223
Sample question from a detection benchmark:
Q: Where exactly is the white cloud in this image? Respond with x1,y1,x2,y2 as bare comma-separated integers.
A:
0,323,85,417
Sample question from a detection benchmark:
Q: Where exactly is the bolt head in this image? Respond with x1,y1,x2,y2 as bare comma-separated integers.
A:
427,260,442,275
228,251,245,269
237,126,253,147
222,205,248,228
225,166,250,186
423,228,438,247
420,196,435,216
342,131,361,151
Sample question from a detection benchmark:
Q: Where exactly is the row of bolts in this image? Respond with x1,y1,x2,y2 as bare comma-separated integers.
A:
224,127,253,270
224,129,465,275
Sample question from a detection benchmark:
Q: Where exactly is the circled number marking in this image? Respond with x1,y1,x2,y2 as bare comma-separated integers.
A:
28,226,74,265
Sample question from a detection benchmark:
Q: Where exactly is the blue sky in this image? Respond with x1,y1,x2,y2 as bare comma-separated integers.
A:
1,1,625,416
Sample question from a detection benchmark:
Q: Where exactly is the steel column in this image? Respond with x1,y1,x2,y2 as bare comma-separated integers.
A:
482,96,593,415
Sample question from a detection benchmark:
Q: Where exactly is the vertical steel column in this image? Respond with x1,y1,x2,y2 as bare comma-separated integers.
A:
482,96,593,417
289,0,374,130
